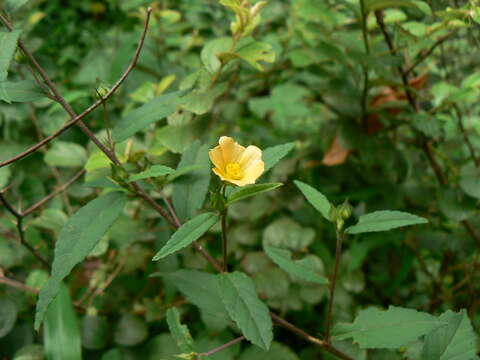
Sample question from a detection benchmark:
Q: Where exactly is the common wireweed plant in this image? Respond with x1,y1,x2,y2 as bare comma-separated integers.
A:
0,0,479,359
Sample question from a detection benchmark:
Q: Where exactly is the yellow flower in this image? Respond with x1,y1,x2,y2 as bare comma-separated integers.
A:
209,136,264,186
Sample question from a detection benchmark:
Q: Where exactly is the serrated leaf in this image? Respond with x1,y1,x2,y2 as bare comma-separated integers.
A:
35,192,126,330
264,246,328,285
0,30,21,82
294,180,332,221
112,90,186,142
201,37,233,74
172,142,211,222
166,308,194,353
226,183,282,206
333,306,446,349
345,210,428,234
44,284,81,360
224,41,276,71
152,212,219,260
128,165,176,182
180,83,227,115
0,80,46,103
422,310,477,360
159,270,230,331
218,271,273,350
262,142,295,173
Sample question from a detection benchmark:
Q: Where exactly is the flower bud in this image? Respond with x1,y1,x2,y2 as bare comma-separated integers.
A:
338,199,353,220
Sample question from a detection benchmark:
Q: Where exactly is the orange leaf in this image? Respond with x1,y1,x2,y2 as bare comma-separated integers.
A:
322,136,350,166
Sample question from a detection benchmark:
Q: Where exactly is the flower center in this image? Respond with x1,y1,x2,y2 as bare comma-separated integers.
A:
226,163,243,179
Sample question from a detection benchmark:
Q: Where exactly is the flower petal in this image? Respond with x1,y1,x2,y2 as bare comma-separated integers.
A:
241,159,264,184
209,146,225,170
219,136,245,165
239,145,262,169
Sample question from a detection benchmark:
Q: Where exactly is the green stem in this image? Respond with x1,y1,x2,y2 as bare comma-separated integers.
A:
325,229,344,341
220,183,229,273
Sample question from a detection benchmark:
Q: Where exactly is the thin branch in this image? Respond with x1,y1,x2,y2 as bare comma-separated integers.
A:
374,10,480,263
22,169,85,216
404,33,455,76
0,8,153,168
86,253,127,307
374,11,417,110
221,211,228,273
199,336,245,358
0,272,39,294
0,193,50,269
271,313,353,360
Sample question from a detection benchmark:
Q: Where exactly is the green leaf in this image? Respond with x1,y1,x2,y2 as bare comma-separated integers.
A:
421,310,477,360
264,246,328,285
0,80,46,102
262,142,295,173
218,271,273,350
226,183,282,206
180,83,228,115
0,298,17,338
0,166,11,189
154,124,195,154
12,344,45,360
0,30,21,82
34,192,126,330
294,180,332,221
459,165,480,199
43,284,82,360
225,41,276,71
201,37,233,74
114,314,148,346
44,141,87,168
263,217,315,251
239,342,299,360
166,165,203,183
333,306,447,349
172,141,211,222
159,270,230,331
128,165,175,182
152,212,219,260
364,0,418,13
166,307,194,353
112,90,186,142
6,0,30,12
345,210,428,234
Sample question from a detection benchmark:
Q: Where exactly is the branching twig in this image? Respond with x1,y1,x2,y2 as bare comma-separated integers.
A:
404,33,455,76
0,193,50,269
0,270,39,294
198,336,245,358
0,8,153,167
22,169,85,216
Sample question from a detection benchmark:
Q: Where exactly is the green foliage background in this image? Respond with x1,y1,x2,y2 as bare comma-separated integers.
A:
1,0,480,359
